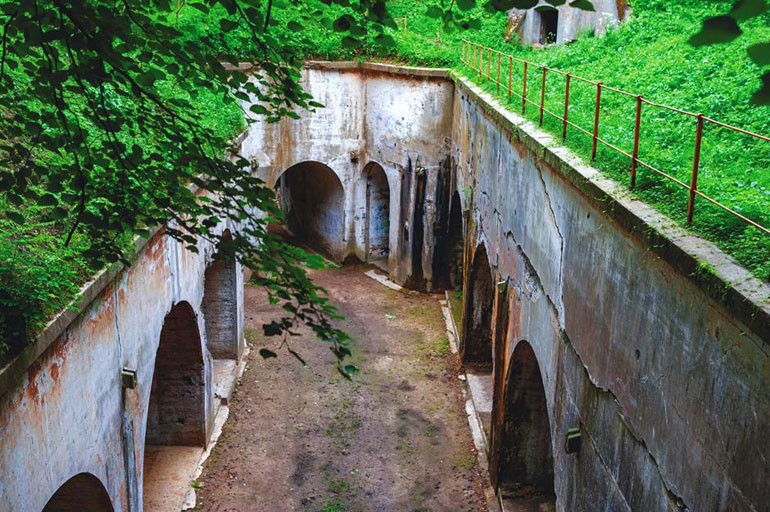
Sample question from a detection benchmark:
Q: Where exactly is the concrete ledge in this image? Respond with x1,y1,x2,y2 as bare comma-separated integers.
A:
0,227,162,399
450,70,770,344
305,60,451,79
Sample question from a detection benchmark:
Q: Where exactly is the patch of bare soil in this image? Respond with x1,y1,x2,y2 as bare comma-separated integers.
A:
194,264,487,512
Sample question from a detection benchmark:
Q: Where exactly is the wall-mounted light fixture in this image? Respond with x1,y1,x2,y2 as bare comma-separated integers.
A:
566,426,581,454
121,368,138,389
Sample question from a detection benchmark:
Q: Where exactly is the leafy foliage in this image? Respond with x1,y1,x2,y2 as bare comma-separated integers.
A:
0,0,364,371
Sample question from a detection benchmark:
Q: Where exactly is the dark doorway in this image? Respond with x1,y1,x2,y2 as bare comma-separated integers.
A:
143,302,206,509
363,162,390,269
497,341,555,510
43,473,113,512
275,161,345,261
539,9,558,44
433,189,465,291
203,230,238,359
461,244,494,367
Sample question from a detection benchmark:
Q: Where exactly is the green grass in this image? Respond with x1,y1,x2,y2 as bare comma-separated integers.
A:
451,0,770,280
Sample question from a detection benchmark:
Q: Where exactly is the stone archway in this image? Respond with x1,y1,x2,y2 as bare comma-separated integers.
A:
461,243,494,367
203,230,238,360
43,473,113,512
496,340,555,510
275,161,345,261
362,161,390,269
143,301,206,510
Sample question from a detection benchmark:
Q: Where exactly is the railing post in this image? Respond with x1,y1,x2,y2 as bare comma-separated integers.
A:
591,83,602,160
462,40,465,65
687,114,704,225
404,15,407,35
522,61,528,114
479,46,484,80
487,48,491,82
497,52,501,93
630,95,643,190
562,73,571,140
508,55,512,99
539,66,546,126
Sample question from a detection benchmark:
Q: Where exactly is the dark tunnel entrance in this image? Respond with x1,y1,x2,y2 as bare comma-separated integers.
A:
497,341,556,511
43,473,113,512
363,161,391,269
275,161,345,262
434,190,464,291
461,244,494,367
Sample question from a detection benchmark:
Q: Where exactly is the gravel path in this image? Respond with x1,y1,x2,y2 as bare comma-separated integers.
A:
194,264,487,512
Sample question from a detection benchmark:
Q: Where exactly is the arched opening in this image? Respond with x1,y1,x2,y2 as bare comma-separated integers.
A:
497,341,555,510
461,244,494,367
539,9,559,44
274,161,345,261
203,230,238,360
362,162,390,269
434,190,464,291
143,301,205,510
43,473,113,512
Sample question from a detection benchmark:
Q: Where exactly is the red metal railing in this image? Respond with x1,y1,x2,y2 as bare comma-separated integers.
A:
460,40,770,237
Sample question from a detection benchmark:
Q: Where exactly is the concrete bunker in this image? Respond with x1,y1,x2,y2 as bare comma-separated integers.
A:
143,301,206,508
203,230,238,359
496,340,555,509
362,161,391,268
461,243,494,367
43,473,113,512
275,161,345,261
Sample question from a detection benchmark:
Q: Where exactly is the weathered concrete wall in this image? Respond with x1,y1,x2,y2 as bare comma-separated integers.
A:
0,220,243,512
453,77,770,511
513,0,628,45
240,62,454,289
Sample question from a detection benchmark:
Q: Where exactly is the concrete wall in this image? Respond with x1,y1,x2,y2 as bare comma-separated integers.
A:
240,62,454,289
0,220,243,512
453,77,770,511
514,0,628,45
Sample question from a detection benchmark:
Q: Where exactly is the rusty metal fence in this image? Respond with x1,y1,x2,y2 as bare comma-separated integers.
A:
461,40,770,236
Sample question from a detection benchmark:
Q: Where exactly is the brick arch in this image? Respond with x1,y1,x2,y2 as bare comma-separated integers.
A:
145,301,205,446
461,243,494,367
496,340,555,507
274,161,345,261
203,229,238,359
43,473,113,512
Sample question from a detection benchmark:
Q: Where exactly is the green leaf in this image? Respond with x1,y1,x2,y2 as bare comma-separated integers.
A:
426,5,443,18
343,364,360,376
287,20,303,32
689,16,742,46
259,348,278,359
569,0,595,11
729,0,767,20
747,42,770,66
457,0,476,11
6,211,24,224
751,72,770,105
333,14,355,32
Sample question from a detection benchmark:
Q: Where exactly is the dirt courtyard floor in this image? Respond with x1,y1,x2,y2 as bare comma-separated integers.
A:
194,264,488,512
